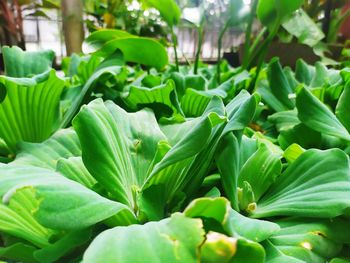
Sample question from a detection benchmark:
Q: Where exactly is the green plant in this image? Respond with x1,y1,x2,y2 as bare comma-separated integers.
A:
1,23,350,263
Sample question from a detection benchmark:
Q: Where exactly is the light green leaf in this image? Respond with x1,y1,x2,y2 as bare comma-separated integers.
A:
142,0,181,27
73,98,167,210
283,143,305,163
95,36,168,70
228,0,250,26
264,58,295,111
200,232,237,263
123,79,184,119
257,0,303,29
268,110,300,132
252,148,350,218
282,9,324,47
56,157,96,189
296,86,350,141
336,82,350,132
2,46,54,78
85,29,134,49
295,59,315,86
266,218,350,262
82,213,205,263
60,55,123,128
0,70,65,152
0,165,136,230
11,128,81,170
184,197,279,243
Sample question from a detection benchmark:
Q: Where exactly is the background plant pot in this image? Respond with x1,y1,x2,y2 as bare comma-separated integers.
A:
327,43,344,60
223,51,240,67
238,42,320,68
265,42,320,67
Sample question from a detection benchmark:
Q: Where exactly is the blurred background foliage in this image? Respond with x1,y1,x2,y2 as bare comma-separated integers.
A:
1,0,350,66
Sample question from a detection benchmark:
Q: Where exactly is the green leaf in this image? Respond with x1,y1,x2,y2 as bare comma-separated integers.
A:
180,79,232,117
265,218,350,262
73,98,167,210
11,128,81,170
228,0,250,26
142,0,181,27
283,143,305,163
268,110,300,132
258,58,295,111
34,229,92,263
2,46,54,78
85,29,134,49
200,232,237,263
295,59,315,86
336,82,350,132
266,58,295,111
296,86,350,141
252,148,350,218
0,243,38,263
184,197,280,243
60,58,123,128
238,143,282,202
1,166,136,230
56,157,96,189
94,35,168,70
82,213,205,263
257,0,303,29
123,79,184,119
142,104,226,216
233,239,265,263
278,123,322,149
0,70,65,152
227,209,280,243
282,9,324,47
0,186,53,248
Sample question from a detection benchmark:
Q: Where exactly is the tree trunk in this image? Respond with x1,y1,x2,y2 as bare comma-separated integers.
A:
61,0,84,55
0,0,25,49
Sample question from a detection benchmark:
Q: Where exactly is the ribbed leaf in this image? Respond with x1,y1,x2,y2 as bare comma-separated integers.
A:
60,58,123,128
266,58,295,110
123,79,184,119
2,46,54,78
252,149,350,218
0,70,65,152
83,213,205,263
184,197,279,243
296,86,350,141
335,82,350,132
12,128,81,169
268,110,300,132
1,165,136,230
56,157,96,189
73,99,167,209
238,143,282,202
181,88,226,117
265,218,350,262
282,9,324,47
0,201,51,248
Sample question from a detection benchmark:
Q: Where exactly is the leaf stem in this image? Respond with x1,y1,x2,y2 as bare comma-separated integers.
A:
217,21,230,83
171,27,179,72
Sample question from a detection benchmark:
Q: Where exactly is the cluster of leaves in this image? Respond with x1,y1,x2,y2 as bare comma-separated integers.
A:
1,27,350,263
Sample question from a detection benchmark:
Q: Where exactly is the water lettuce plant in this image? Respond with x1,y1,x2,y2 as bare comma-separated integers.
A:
1,24,350,263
